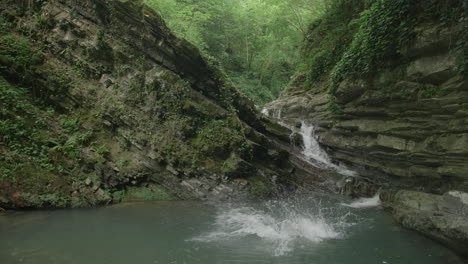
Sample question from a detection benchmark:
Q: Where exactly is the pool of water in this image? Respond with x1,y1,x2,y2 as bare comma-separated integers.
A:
0,194,462,264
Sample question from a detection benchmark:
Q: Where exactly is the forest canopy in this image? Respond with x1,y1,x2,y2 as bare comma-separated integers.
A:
144,0,329,104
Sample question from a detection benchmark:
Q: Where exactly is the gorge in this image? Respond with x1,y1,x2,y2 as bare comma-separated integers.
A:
1,0,467,263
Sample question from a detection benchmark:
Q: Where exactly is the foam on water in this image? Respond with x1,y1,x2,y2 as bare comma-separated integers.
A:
192,199,356,256
341,193,381,209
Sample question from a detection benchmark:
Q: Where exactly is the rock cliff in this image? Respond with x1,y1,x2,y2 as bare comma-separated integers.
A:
0,0,322,208
265,0,468,191
264,0,468,258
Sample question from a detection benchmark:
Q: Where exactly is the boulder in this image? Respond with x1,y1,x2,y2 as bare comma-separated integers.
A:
381,189,468,258
340,176,380,198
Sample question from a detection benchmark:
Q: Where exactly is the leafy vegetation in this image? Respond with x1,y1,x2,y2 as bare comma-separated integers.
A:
294,0,466,114
1,0,465,208
144,0,329,104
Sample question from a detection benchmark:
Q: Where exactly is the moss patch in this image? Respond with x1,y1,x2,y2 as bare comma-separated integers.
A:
123,185,176,201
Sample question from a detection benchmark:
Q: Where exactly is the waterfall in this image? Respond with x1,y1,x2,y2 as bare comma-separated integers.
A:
261,107,355,176
300,121,332,166
299,122,356,177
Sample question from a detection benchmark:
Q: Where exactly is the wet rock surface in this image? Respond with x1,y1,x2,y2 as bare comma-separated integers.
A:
381,189,468,259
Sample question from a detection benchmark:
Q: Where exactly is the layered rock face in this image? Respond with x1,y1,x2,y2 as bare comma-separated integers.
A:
266,19,468,191
0,0,321,208
264,0,468,257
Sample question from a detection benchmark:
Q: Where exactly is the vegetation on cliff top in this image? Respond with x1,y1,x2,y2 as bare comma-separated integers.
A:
293,0,467,114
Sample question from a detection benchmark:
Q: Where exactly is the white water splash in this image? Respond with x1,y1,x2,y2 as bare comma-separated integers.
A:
341,193,381,209
192,199,355,256
300,121,356,176
261,107,270,117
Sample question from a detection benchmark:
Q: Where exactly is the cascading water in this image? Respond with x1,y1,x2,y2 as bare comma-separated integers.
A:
299,121,356,177
299,121,332,166
196,107,380,258
262,107,356,176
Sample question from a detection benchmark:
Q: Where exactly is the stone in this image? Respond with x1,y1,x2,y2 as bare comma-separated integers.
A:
381,189,468,258
84,178,92,186
407,54,458,85
165,165,179,176
340,177,380,198
290,132,304,148
222,155,257,179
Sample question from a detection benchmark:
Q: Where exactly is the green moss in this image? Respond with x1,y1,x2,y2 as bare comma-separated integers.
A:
36,14,56,30
0,33,43,70
192,118,245,158
301,0,365,87
20,193,71,208
249,176,273,198
94,144,109,155
123,185,176,201
331,0,414,84
297,0,466,115
59,118,79,133
0,77,96,203
222,154,255,178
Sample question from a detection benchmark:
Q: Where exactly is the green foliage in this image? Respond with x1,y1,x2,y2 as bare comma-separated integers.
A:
96,30,107,50
36,14,56,30
123,185,175,201
95,144,110,157
297,0,466,115
0,33,43,73
0,78,55,173
52,131,93,159
0,78,91,186
302,0,365,86
0,15,14,32
249,176,273,198
59,118,79,133
193,118,244,158
331,0,413,84
20,193,71,208
228,72,275,104
144,0,329,104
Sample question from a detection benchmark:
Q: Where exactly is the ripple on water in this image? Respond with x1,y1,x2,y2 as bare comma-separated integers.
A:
0,197,463,264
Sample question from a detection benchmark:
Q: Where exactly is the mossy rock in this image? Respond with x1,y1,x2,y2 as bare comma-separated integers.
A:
222,154,256,179
122,185,176,201
248,176,273,198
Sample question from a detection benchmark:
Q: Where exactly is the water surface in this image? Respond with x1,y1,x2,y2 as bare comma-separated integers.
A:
0,195,462,264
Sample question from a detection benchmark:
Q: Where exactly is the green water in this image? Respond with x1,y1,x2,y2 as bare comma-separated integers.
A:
0,195,462,264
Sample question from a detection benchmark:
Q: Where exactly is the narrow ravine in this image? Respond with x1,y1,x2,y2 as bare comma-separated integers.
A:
1,0,467,263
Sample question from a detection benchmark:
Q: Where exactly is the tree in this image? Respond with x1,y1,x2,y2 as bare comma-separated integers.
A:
144,0,328,104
